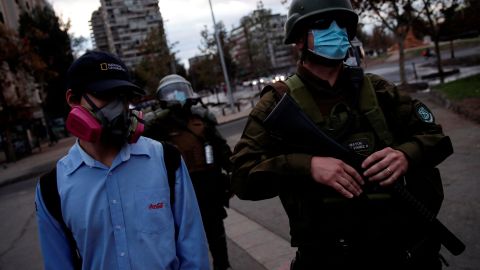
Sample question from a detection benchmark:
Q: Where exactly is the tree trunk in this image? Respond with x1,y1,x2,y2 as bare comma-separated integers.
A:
243,25,255,78
0,90,17,162
3,126,17,162
434,38,445,84
398,39,407,85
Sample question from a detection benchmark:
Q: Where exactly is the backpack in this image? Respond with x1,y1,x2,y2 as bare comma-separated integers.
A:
38,142,181,269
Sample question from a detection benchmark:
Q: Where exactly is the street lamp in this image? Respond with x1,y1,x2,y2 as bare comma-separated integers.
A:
207,0,235,112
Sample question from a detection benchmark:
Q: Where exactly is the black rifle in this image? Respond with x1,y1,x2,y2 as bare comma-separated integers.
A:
264,93,465,256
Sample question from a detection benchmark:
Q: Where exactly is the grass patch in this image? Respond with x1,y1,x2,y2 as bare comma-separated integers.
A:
433,74,480,100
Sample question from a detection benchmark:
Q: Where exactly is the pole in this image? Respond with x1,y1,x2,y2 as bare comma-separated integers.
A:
411,62,418,80
208,0,235,112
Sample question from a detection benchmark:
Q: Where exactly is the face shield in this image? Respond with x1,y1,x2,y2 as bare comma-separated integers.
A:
158,82,197,105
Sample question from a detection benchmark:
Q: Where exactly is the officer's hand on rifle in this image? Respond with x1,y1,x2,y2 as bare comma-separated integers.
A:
310,156,364,198
361,147,409,186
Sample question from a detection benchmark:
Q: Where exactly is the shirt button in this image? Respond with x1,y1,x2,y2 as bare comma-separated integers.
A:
120,252,125,257
112,199,117,204
108,172,113,176
115,225,121,230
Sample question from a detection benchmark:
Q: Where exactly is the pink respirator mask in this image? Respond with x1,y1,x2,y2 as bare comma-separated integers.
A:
66,105,144,144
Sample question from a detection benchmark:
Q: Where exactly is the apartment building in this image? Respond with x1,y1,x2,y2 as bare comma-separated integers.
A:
90,8,110,52
89,0,167,69
0,0,50,31
265,14,295,73
230,12,295,80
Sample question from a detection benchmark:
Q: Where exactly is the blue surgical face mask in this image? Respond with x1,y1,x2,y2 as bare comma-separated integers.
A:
309,21,351,60
174,90,187,105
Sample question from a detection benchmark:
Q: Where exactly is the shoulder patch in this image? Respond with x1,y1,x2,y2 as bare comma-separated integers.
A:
415,102,435,123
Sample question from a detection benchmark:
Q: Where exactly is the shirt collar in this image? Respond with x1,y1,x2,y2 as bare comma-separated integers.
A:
63,137,151,175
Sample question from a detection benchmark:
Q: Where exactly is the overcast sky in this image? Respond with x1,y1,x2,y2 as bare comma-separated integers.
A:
48,0,290,67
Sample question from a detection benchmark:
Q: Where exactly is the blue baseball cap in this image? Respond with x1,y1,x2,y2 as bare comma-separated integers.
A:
67,51,145,97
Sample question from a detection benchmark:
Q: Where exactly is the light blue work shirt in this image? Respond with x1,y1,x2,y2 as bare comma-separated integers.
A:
35,136,210,270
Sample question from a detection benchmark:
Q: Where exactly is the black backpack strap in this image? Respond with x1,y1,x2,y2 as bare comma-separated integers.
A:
39,168,82,269
162,142,181,205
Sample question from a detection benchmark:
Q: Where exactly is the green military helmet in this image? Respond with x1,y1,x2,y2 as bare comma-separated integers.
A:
156,74,198,104
284,0,359,44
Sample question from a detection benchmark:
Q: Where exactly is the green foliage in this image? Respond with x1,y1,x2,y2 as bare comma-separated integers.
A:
189,23,236,91
71,36,89,58
18,6,74,117
359,25,395,53
199,25,218,56
0,24,45,74
439,0,480,39
351,0,431,84
134,27,174,96
433,74,480,100
1,23,52,162
237,6,273,79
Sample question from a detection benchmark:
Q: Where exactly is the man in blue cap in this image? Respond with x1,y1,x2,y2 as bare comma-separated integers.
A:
35,51,210,270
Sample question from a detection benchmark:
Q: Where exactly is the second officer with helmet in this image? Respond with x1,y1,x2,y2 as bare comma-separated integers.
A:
144,74,233,270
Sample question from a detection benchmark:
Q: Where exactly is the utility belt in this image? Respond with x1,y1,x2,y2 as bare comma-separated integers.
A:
321,188,393,205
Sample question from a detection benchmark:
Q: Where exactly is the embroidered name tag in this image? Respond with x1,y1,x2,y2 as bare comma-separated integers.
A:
148,202,164,209
347,139,370,152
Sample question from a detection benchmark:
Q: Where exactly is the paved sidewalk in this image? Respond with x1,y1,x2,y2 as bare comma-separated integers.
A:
0,137,75,187
225,208,294,270
216,108,252,125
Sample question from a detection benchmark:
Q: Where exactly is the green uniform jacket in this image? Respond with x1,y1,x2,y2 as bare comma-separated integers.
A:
230,65,453,249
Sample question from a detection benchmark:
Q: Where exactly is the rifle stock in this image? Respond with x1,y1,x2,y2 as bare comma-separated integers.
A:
264,93,465,256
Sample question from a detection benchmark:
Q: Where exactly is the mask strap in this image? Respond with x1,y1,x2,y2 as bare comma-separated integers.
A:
300,31,309,63
83,94,101,113
131,110,145,124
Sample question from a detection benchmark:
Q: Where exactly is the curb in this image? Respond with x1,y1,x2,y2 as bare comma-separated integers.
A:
216,110,252,125
218,114,250,125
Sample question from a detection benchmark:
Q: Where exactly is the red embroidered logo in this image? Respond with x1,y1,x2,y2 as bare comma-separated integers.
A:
148,202,164,209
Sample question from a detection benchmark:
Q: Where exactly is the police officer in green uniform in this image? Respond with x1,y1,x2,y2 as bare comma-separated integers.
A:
230,0,453,269
144,74,233,270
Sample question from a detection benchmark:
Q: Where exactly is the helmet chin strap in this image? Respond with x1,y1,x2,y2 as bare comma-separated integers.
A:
350,40,362,67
